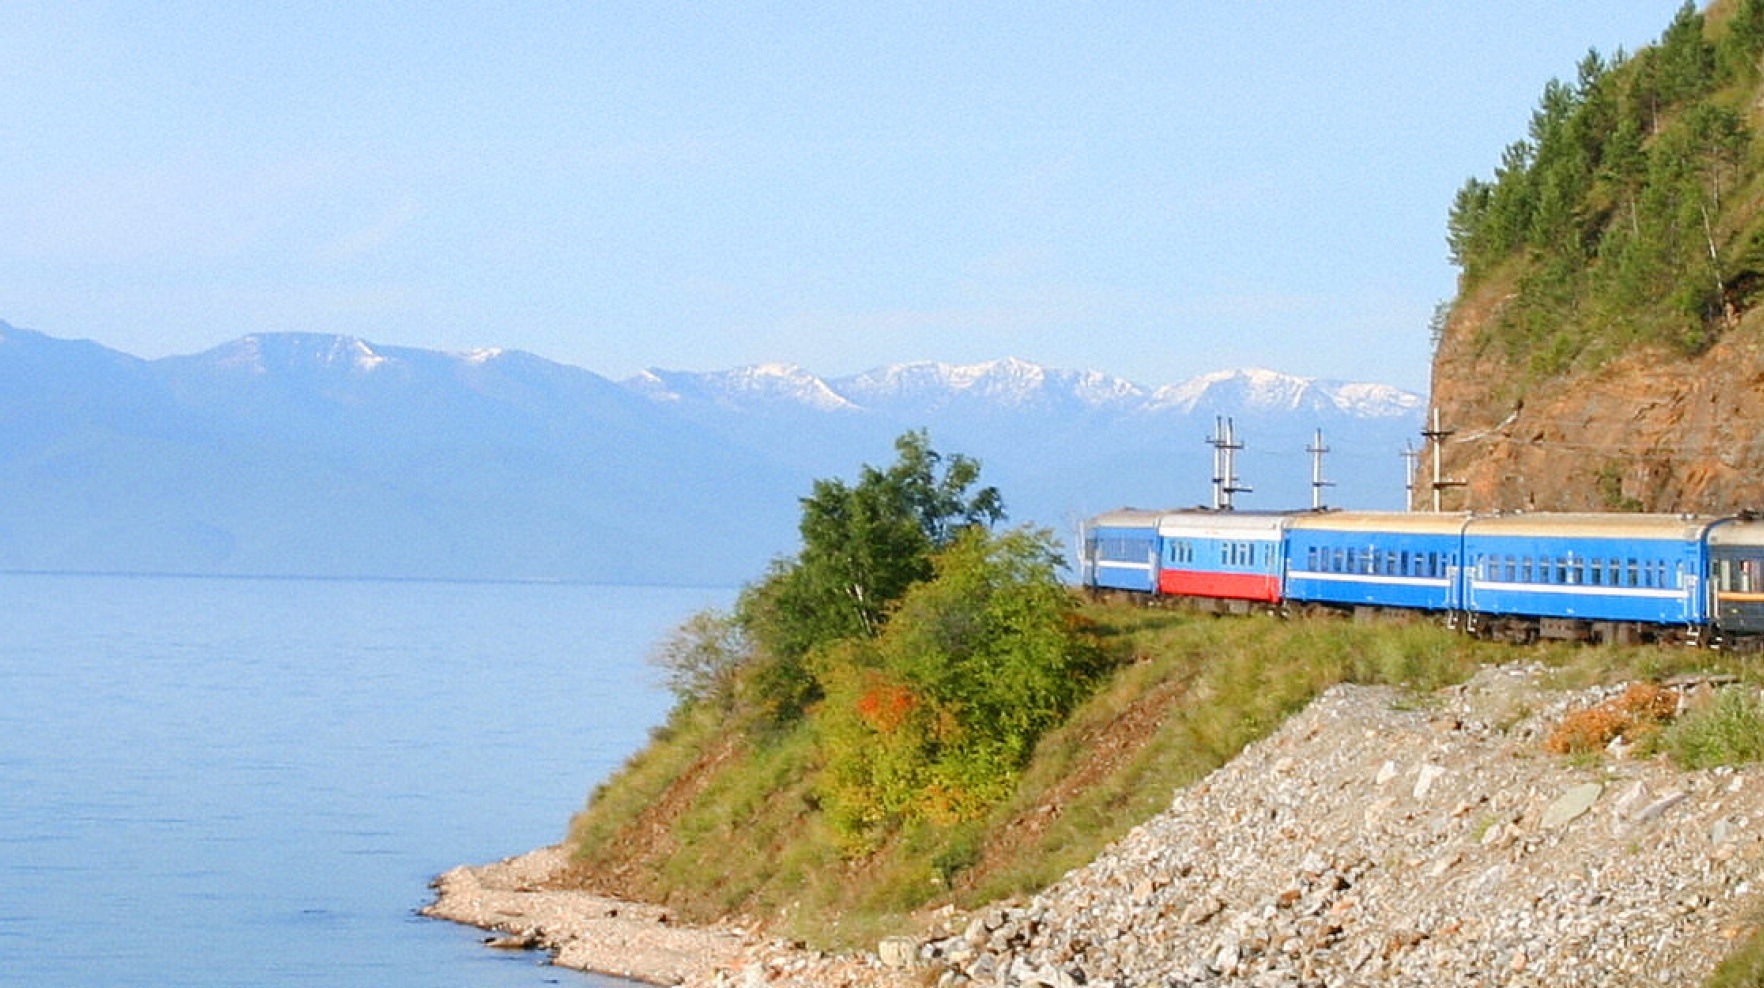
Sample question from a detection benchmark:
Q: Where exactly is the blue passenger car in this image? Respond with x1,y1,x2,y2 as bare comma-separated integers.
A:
1461,514,1717,627
1285,512,1470,612
1080,509,1163,594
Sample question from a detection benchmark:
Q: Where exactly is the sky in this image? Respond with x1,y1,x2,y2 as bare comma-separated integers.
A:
3,2,1691,393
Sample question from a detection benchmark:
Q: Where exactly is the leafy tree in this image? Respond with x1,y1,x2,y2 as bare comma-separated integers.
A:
813,526,1106,849
734,431,1005,725
649,608,749,708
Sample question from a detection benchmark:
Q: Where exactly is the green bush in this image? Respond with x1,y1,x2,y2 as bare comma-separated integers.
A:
1664,686,1764,768
813,527,1107,850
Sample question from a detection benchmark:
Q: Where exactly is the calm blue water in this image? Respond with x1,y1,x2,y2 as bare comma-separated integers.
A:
0,573,730,987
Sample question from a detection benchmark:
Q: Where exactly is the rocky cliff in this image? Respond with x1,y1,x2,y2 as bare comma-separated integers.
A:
1426,283,1764,515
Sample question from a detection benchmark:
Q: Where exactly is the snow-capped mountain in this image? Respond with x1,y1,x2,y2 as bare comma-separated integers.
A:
1147,367,1423,418
628,363,858,412
615,357,1426,531
625,358,1421,421
0,324,1426,584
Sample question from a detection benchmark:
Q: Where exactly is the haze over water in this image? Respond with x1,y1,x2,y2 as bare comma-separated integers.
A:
0,572,727,987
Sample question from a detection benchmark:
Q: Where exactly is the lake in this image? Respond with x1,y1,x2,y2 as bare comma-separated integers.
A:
0,572,731,987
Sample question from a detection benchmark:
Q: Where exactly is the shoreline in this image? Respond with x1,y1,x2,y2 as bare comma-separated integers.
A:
423,845,924,987
421,845,749,986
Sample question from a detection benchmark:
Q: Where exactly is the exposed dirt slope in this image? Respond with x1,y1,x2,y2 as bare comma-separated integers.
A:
1427,285,1764,514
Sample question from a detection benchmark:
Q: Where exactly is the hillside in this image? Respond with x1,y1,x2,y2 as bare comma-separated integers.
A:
432,608,1764,988
1430,1,1764,512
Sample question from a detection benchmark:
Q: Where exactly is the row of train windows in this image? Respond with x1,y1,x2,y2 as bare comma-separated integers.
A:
1163,540,1269,568
1477,554,1672,589
1713,557,1764,593
1304,546,1449,579
1091,536,1153,563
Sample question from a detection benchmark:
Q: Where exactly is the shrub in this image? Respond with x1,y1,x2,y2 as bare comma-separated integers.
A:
813,527,1108,850
1663,686,1764,769
1543,682,1680,755
649,608,748,708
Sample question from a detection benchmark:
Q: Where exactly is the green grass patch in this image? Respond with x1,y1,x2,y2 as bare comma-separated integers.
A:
1665,686,1764,769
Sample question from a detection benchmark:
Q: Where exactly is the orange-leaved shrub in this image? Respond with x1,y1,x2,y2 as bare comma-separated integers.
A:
1544,681,1679,755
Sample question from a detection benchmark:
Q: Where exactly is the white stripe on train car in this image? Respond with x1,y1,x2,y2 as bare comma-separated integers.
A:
1469,580,1684,600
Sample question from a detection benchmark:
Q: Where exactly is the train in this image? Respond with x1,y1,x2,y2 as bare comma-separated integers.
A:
1078,508,1764,648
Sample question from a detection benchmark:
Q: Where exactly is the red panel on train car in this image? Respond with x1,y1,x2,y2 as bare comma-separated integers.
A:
1159,569,1281,602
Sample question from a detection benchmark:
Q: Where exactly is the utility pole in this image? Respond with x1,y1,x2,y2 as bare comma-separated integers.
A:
1400,441,1421,512
1420,408,1465,512
1208,416,1252,511
1307,428,1334,510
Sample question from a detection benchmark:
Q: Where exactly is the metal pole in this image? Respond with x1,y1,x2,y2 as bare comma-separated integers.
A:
1307,428,1333,510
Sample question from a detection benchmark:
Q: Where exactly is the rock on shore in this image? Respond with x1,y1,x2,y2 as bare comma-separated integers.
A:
422,845,748,985
429,664,1764,987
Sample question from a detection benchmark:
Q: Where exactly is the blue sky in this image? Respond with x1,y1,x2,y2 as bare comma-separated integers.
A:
4,3,1685,392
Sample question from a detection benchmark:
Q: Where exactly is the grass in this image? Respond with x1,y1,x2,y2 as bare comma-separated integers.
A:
1664,686,1764,769
559,598,1756,954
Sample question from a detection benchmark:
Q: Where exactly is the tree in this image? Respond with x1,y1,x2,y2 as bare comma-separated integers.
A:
1656,2,1716,107
735,432,1005,724
649,608,748,708
813,526,1105,847
1721,0,1764,82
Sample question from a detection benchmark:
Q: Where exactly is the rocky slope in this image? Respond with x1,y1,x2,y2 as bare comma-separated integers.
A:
431,665,1764,987
1426,287,1764,515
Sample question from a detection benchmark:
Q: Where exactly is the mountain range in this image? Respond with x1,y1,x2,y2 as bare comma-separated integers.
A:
0,321,1425,585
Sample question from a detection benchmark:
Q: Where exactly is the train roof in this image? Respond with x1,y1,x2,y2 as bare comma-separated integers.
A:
1708,517,1764,548
1462,512,1721,541
1155,509,1295,539
1287,511,1471,535
1086,508,1165,529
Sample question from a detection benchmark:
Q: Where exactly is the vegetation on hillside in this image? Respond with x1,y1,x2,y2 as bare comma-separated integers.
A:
568,433,1108,908
563,433,1753,953
1444,0,1764,379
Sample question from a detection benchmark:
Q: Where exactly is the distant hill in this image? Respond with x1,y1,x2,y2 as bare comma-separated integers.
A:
0,321,1423,583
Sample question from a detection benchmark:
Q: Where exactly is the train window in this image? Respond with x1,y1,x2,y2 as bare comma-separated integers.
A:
1506,556,1518,582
